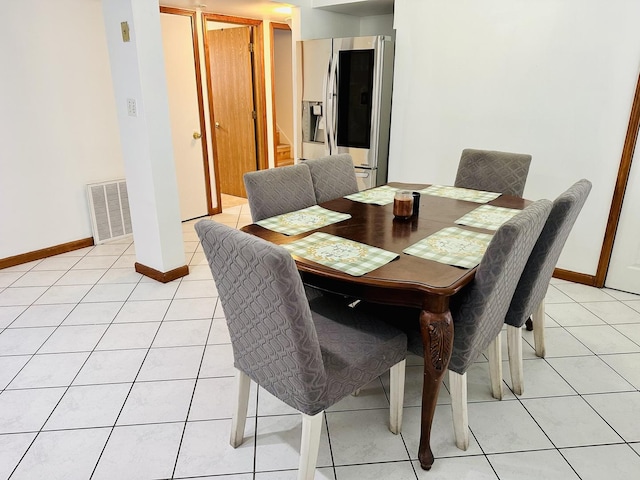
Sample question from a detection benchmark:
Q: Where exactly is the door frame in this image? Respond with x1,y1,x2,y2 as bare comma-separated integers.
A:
270,22,292,166
593,69,640,287
159,6,214,215
202,13,268,206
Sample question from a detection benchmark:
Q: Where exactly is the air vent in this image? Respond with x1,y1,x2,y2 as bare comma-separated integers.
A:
87,179,133,244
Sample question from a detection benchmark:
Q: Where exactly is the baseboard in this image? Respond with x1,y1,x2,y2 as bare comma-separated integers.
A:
0,240,597,288
553,268,597,287
135,262,189,283
0,237,95,270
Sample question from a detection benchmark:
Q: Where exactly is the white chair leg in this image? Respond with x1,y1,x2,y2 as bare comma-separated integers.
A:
449,370,469,451
533,300,546,358
389,359,406,434
352,389,361,397
507,325,524,395
230,368,251,448
486,333,503,400
298,411,324,480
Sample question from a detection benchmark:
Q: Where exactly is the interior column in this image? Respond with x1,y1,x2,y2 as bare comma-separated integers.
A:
102,0,188,282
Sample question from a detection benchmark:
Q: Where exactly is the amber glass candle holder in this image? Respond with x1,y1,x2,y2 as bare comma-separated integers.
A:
393,190,414,220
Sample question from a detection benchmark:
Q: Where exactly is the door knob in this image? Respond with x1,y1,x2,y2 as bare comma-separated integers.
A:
192,131,202,139
215,122,220,129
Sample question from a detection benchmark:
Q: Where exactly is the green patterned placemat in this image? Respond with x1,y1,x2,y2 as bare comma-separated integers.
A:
256,205,351,236
403,227,493,268
455,205,521,231
283,232,399,276
345,185,400,205
419,185,501,204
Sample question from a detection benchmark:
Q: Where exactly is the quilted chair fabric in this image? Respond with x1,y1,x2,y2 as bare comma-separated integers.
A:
370,200,552,374
448,199,551,374
505,179,592,328
194,220,407,416
304,154,359,203
243,163,317,222
454,149,532,197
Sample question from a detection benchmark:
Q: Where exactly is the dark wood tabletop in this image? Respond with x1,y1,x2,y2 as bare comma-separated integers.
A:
241,182,529,469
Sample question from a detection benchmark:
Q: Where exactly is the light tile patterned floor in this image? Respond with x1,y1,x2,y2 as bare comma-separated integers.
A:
1,195,640,479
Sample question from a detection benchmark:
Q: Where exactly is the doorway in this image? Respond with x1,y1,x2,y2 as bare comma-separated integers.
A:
203,14,268,199
605,145,640,294
270,22,294,167
600,70,640,294
159,7,213,221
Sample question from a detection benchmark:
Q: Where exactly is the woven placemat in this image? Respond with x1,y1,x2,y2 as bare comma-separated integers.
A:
256,205,351,236
420,185,501,204
455,204,521,230
403,227,493,268
345,185,400,205
283,232,399,276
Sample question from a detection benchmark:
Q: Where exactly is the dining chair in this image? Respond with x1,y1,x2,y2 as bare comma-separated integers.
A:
195,220,407,480
454,149,532,197
364,199,552,450
501,179,592,395
304,154,359,203
243,163,317,222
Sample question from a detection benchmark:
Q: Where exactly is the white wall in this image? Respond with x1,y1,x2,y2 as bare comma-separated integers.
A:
389,0,640,275
360,14,394,37
298,7,362,40
0,0,124,258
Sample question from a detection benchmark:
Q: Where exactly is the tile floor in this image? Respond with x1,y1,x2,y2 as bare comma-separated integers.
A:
1,195,640,479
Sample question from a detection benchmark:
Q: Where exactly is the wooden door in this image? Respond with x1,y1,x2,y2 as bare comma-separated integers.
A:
208,26,257,198
160,11,210,220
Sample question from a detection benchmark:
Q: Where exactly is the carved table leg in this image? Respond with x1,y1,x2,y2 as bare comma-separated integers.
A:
418,307,454,470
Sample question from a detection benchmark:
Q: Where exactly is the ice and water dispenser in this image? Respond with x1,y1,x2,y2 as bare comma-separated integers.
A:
302,101,325,143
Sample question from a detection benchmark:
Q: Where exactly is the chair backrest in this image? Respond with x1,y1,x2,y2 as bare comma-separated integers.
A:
304,154,359,203
449,199,552,374
505,179,592,328
195,220,328,413
243,163,317,221
454,149,532,197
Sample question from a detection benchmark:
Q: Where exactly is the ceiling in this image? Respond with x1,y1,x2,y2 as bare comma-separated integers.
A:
159,0,393,22
160,0,293,21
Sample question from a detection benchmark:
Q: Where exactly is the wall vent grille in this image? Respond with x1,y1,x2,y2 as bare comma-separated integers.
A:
87,179,133,244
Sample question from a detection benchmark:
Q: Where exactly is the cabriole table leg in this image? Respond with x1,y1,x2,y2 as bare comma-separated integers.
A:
418,307,454,469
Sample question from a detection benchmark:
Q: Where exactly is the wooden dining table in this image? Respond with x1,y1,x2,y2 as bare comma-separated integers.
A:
241,182,529,470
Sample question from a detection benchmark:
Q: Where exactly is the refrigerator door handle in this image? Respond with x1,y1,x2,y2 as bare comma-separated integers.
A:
322,54,332,151
327,52,339,153
369,36,384,165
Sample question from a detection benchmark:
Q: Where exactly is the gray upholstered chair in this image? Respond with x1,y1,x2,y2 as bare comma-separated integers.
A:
243,163,317,222
195,220,407,480
454,149,532,197
364,199,552,450
304,154,359,203
501,180,592,395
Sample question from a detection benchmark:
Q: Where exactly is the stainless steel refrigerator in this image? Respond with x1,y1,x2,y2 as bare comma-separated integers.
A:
298,35,394,190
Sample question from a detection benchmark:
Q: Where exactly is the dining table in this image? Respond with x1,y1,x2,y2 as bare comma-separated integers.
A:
241,182,529,470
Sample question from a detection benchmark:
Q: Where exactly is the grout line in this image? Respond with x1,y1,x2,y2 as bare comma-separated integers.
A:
4,199,640,478
170,302,217,479
7,242,141,479
84,258,186,479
